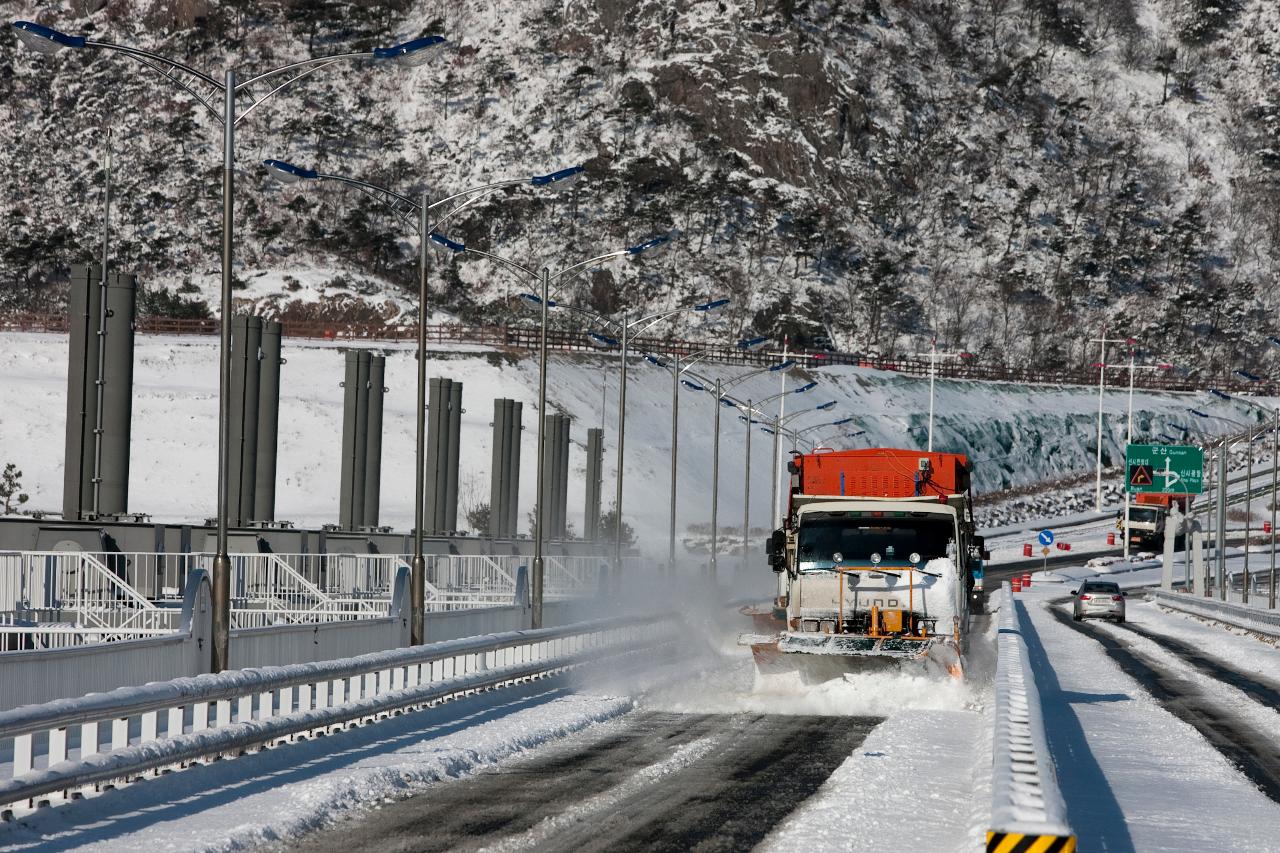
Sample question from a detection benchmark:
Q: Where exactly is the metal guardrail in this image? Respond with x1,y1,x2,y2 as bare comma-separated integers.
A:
0,552,606,648
5,312,1270,393
0,613,678,814
1148,590,1280,638
989,583,1076,852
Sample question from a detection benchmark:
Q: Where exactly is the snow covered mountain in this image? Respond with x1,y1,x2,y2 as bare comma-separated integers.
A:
3,0,1280,374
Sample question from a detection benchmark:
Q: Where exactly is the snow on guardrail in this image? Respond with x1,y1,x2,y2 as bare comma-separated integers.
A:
0,614,679,817
1148,590,1280,639
989,583,1077,852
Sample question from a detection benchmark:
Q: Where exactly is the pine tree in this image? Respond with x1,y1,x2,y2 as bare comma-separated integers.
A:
1,464,29,515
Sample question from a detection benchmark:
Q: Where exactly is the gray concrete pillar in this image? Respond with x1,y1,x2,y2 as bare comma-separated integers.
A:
425,377,452,535
507,401,522,536
557,415,571,538
539,413,555,540
238,313,262,522
63,262,102,520
445,380,463,533
585,427,603,541
253,320,282,522
362,355,386,528
339,350,371,530
98,271,136,515
489,399,508,538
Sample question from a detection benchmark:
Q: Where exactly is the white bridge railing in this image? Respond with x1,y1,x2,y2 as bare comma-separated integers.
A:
1,552,608,648
0,614,677,817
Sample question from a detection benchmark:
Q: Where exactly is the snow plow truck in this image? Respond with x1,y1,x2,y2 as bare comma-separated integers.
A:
743,448,986,683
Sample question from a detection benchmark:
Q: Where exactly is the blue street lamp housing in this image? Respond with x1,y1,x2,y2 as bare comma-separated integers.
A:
815,400,837,410
681,379,706,392
374,34,447,66
588,332,620,349
694,298,730,312
1208,389,1232,400
531,164,585,189
626,234,671,255
768,359,796,372
11,21,85,53
738,336,769,352
262,159,319,184
429,232,466,253
1188,408,1211,418
793,381,819,394
1235,369,1263,382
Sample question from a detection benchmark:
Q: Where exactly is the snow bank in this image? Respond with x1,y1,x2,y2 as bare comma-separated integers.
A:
0,684,633,853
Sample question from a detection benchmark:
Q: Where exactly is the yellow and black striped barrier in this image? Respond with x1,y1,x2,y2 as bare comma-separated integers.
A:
986,830,1077,852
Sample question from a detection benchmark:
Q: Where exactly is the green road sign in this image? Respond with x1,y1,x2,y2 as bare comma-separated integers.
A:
1125,444,1204,494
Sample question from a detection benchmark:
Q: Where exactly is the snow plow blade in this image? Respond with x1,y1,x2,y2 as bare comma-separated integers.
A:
743,633,964,683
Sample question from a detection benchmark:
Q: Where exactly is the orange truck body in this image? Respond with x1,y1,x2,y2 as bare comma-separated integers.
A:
1134,492,1192,512
790,448,971,505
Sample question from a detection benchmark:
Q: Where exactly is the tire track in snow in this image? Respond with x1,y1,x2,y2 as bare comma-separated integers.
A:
283,711,881,853
1049,607,1280,804
1112,620,1280,708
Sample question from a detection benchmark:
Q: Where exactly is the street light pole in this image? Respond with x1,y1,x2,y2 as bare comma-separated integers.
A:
411,193,429,645
668,354,681,573
1089,328,1129,514
711,378,722,578
532,267,550,626
211,69,236,672
1271,408,1277,610
907,341,969,452
742,398,752,572
611,313,630,584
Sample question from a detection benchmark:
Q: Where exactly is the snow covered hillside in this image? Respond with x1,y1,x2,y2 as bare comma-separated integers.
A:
0,330,1263,559
3,0,1280,375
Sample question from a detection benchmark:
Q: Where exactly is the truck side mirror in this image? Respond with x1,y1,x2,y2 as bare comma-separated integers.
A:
766,529,786,572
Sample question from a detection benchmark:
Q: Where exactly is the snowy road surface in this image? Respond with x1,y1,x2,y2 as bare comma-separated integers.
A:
0,619,987,852
1013,583,1280,850
284,711,880,852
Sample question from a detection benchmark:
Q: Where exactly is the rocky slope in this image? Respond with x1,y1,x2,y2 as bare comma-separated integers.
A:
3,0,1280,374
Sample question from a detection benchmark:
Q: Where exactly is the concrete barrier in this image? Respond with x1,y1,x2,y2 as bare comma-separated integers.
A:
989,583,1076,852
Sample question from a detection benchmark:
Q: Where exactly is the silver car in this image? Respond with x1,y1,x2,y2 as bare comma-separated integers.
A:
1071,581,1126,622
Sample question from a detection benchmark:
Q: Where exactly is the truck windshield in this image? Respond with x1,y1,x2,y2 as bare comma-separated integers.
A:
1128,508,1160,524
796,513,955,570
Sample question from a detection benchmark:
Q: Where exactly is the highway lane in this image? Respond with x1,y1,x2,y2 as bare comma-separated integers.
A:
1048,604,1280,804
283,711,880,853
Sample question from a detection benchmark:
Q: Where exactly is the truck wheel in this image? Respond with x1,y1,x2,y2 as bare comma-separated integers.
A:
1116,615,1125,624
1072,613,1082,622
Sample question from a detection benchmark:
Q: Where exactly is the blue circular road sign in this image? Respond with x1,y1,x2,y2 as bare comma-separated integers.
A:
1038,529,1055,546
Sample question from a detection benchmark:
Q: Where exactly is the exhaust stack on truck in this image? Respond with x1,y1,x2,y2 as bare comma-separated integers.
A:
743,448,986,683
